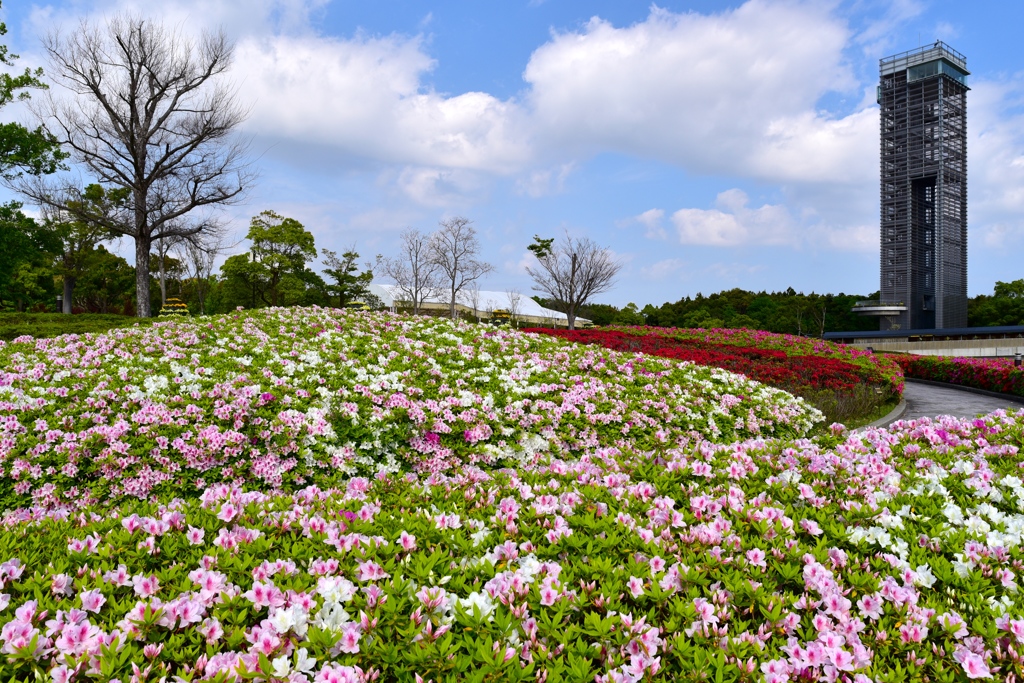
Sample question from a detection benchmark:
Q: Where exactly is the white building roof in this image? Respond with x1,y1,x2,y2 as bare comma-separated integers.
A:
368,283,589,324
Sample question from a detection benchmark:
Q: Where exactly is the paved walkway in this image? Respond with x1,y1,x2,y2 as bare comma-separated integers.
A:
902,380,1024,422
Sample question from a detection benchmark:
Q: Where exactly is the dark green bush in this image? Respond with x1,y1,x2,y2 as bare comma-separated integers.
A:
0,312,154,341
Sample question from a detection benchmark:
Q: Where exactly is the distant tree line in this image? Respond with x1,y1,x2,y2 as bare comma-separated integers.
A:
0,206,376,315
968,279,1024,327
537,281,1024,335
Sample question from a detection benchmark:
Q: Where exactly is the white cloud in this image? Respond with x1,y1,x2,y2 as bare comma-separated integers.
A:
622,208,667,240
853,0,924,56
968,79,1024,249
934,21,958,41
24,1,885,213
506,251,536,276
26,0,329,45
515,163,576,197
234,33,531,174
523,1,866,181
813,224,878,252
703,262,766,280
748,108,877,184
671,189,797,247
640,258,686,281
393,166,487,207
981,224,1024,249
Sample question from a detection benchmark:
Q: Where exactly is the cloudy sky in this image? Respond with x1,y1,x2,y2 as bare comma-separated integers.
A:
3,0,1024,307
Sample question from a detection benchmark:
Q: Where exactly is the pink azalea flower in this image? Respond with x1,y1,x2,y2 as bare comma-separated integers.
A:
959,651,992,679
50,665,75,683
243,580,286,609
315,664,365,683
627,577,645,598
132,574,160,597
51,574,73,596
337,624,361,654
745,548,767,569
217,503,238,523
199,617,224,644
186,526,206,545
79,589,106,614
857,594,883,620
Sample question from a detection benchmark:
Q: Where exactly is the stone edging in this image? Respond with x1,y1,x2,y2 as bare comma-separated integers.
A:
854,399,907,433
905,377,1024,406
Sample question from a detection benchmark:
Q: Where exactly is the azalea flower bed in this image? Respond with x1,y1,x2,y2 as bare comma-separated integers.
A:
611,326,904,396
1,412,1024,681
4,307,1023,681
0,307,819,510
890,354,1024,398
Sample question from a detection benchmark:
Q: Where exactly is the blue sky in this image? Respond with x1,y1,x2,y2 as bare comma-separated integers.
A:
3,0,1024,308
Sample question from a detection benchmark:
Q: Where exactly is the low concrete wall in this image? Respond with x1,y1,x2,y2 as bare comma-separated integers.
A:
849,338,1024,357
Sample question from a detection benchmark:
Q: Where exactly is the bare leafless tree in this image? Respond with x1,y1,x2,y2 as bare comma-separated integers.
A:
155,233,187,306
15,14,253,317
176,231,228,315
525,231,621,330
505,288,523,327
378,228,442,315
429,217,493,320
460,282,482,322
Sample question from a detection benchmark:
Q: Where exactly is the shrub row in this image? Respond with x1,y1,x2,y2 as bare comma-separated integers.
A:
527,327,905,426
0,313,152,341
611,326,904,395
890,354,1024,398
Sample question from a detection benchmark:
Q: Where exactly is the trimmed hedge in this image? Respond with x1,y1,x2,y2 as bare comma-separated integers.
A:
889,353,1024,398
0,312,153,341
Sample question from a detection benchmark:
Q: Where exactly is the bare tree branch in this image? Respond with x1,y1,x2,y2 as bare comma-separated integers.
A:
175,230,225,315
505,288,523,327
459,281,481,323
13,14,253,317
525,231,621,330
429,217,493,320
378,228,442,315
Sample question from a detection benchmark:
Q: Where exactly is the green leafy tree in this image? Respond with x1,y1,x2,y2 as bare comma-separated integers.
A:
0,204,59,311
77,246,135,314
48,184,125,313
0,3,66,312
994,279,1024,299
969,280,1024,326
220,253,266,310
248,211,317,307
0,2,66,181
220,211,318,308
682,307,725,330
616,303,646,326
322,248,373,307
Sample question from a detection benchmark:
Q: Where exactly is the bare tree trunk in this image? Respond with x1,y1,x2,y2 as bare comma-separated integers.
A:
158,238,167,307
566,253,578,330
136,234,152,318
62,277,74,314
506,288,523,328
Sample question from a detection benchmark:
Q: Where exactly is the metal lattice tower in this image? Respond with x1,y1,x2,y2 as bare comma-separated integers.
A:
878,42,969,330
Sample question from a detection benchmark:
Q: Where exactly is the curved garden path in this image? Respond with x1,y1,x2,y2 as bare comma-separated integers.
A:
902,379,1024,421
